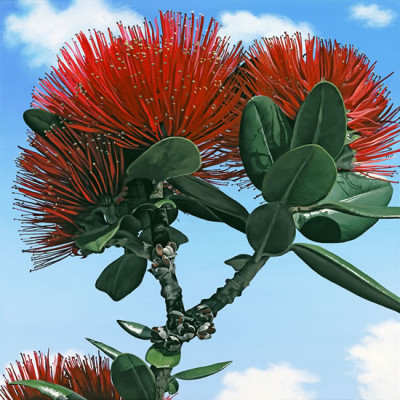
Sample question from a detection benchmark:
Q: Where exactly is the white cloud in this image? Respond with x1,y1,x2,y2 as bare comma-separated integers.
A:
349,4,396,28
218,10,314,47
4,0,143,68
348,320,400,400
215,363,319,400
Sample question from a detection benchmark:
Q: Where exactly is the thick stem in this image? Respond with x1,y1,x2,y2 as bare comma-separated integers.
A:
188,255,269,317
152,367,171,400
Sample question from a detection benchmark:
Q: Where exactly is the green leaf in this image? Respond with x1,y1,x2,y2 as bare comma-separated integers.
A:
23,109,64,136
166,378,179,394
10,380,86,400
126,137,201,182
139,226,188,248
291,81,347,158
168,175,248,232
292,243,400,313
86,338,122,360
145,345,181,368
262,144,337,206
246,202,295,260
172,361,232,380
239,96,292,189
294,172,393,242
224,254,252,271
95,253,147,301
117,320,153,340
111,353,155,400
75,223,121,253
171,195,222,222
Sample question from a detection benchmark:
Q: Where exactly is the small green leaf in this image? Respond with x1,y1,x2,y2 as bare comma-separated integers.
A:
111,353,155,400
10,380,86,400
294,172,393,242
168,175,248,232
86,338,122,360
145,345,181,368
292,243,400,313
171,195,222,222
117,320,153,340
126,137,201,182
75,223,120,253
246,202,296,260
239,96,292,189
291,81,347,158
224,254,252,271
23,109,64,136
262,144,337,206
139,226,188,247
172,361,232,380
166,377,179,394
95,253,147,301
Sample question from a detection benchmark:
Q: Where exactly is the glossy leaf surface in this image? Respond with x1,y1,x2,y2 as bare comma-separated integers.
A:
172,361,232,380
126,137,201,182
139,226,188,247
294,172,393,242
262,144,337,206
246,202,295,260
117,320,153,340
145,345,181,368
10,380,86,400
23,109,64,136
240,96,292,189
166,378,179,394
95,253,147,301
224,254,252,271
111,353,155,400
75,222,121,253
291,81,347,158
292,243,400,313
86,338,122,360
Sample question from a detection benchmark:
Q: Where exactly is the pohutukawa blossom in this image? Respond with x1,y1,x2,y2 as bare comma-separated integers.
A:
0,351,176,400
32,11,243,182
14,126,125,270
240,32,400,178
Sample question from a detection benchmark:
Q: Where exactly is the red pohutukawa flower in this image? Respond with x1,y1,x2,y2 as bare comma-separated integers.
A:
240,32,400,178
0,352,175,400
15,126,125,270
32,11,243,182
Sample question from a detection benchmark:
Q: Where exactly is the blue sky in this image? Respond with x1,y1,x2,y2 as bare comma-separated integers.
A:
0,1,399,399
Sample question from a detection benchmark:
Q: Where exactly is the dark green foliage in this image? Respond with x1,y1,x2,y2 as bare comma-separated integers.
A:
86,338,122,360
292,243,400,313
117,320,153,340
145,345,181,368
239,96,292,189
23,109,64,136
95,253,147,301
224,254,252,271
291,81,347,158
172,361,232,380
262,144,337,206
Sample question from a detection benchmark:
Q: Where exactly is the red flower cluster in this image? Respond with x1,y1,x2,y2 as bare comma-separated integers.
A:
240,32,400,178
0,352,121,399
15,127,125,270
33,11,243,182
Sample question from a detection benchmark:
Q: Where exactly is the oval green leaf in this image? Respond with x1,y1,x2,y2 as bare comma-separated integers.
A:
294,172,393,242
262,144,337,206
246,202,296,260
139,226,188,248
145,345,181,368
292,243,400,313
117,320,153,340
111,353,155,400
23,109,64,137
86,338,122,360
291,81,346,158
172,361,232,380
224,254,252,271
168,175,248,232
167,377,179,394
95,253,147,301
239,96,292,189
126,137,201,182
10,380,86,400
75,223,120,253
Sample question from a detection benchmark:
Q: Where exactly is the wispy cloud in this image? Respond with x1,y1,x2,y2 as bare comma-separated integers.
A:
349,3,396,28
218,10,314,47
348,320,400,400
215,363,319,400
4,0,143,68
